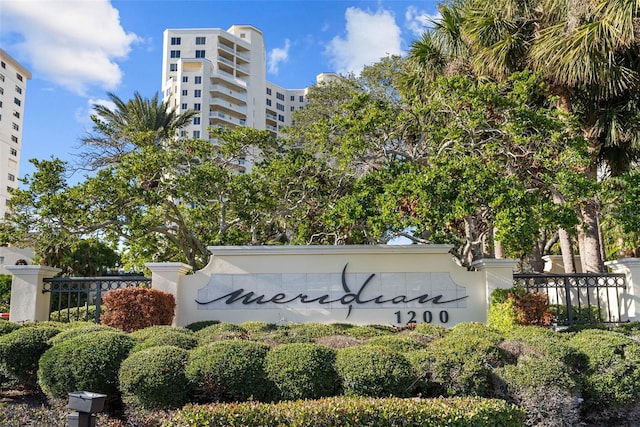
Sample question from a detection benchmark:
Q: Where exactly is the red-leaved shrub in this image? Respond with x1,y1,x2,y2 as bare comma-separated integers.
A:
101,287,175,332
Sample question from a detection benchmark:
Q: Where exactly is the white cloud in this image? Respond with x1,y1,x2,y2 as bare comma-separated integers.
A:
405,6,441,36
268,39,291,75
325,7,403,76
75,97,116,124
1,0,140,95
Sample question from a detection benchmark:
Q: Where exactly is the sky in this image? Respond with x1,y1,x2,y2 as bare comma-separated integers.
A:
1,0,440,181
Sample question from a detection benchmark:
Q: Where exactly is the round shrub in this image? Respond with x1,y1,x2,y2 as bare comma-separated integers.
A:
261,323,341,345
239,321,277,336
341,325,396,340
186,340,273,403
0,321,21,337
49,305,103,323
365,335,427,353
48,324,118,345
335,345,415,398
130,325,194,341
132,330,199,352
195,322,249,344
412,323,449,338
185,320,220,332
265,343,338,400
449,322,504,344
101,287,175,332
119,345,189,409
567,329,640,407
414,333,509,397
497,356,582,426
0,325,61,389
38,330,136,399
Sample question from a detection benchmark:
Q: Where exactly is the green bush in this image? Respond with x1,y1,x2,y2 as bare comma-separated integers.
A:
48,323,118,345
164,396,525,427
185,320,220,332
340,324,396,340
195,322,249,344
119,345,190,409
0,321,21,337
567,329,640,407
38,330,135,399
48,305,103,323
265,343,338,400
364,335,427,352
0,325,61,389
0,275,11,312
239,321,278,338
260,322,342,344
497,356,582,426
129,325,198,352
186,340,273,403
129,325,194,341
335,345,415,398
412,323,449,338
412,332,508,397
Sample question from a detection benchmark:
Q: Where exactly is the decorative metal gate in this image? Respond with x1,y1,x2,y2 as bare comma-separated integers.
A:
513,273,627,326
42,276,151,323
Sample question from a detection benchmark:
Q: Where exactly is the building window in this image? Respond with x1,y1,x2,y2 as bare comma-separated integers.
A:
182,76,188,83
170,63,178,71
10,148,17,156
12,123,19,131
0,74,4,81
291,106,295,111
0,87,3,95
14,98,21,106
276,92,285,101
193,117,200,125
299,96,304,102
195,36,206,45
181,103,188,110
266,88,272,95
11,135,18,143
290,95,295,101
180,130,187,137
13,111,19,118
182,90,188,96
276,103,284,111
194,90,201,97
193,103,201,111
193,130,200,138
194,76,202,84
16,73,23,81
170,50,181,58
171,37,181,45
8,174,15,182
16,86,22,94
278,114,285,122
1,61,5,68
195,50,205,58
266,99,271,106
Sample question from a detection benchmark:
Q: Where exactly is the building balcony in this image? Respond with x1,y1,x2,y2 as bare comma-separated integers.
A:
209,98,246,114
210,84,247,102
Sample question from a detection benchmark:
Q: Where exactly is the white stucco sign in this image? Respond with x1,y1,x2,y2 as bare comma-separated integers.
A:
146,245,517,327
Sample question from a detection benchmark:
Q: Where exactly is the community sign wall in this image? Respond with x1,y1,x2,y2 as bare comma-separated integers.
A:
148,245,518,327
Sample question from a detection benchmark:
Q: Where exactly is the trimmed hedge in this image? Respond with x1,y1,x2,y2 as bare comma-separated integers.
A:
265,343,338,400
119,345,190,409
0,321,21,337
365,335,428,352
129,325,198,352
163,396,525,427
195,322,249,344
38,330,136,399
48,323,118,345
186,340,273,403
0,325,61,389
335,345,415,398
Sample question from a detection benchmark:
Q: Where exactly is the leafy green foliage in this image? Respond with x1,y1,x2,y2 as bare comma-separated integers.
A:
0,275,11,313
194,322,249,344
119,345,190,409
164,396,525,427
38,330,135,399
364,335,428,353
265,343,338,400
186,340,273,403
335,345,415,398
130,327,198,353
0,325,61,389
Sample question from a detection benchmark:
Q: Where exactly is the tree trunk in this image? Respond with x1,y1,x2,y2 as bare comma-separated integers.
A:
493,226,504,259
579,199,605,272
551,190,577,273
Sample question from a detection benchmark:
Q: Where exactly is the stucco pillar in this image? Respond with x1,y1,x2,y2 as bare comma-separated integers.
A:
5,265,61,323
606,258,640,322
470,258,519,322
145,262,192,326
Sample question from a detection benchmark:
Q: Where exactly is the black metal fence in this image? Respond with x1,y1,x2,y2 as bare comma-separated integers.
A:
42,276,151,323
513,273,627,326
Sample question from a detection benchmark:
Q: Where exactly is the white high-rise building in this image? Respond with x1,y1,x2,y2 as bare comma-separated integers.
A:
0,49,34,273
0,49,31,220
162,25,317,172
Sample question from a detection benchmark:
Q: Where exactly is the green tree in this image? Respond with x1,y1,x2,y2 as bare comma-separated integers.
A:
407,0,640,272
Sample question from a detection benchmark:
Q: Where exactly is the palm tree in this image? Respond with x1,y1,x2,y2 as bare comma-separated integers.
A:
81,92,197,168
408,0,640,272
